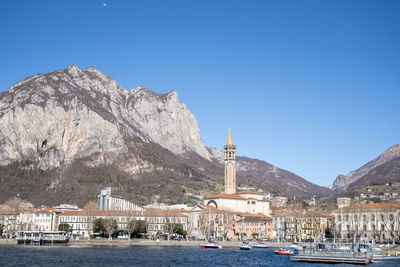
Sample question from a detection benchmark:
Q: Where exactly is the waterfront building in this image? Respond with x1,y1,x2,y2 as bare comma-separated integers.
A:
272,210,330,242
231,212,273,239
97,187,144,211
332,202,400,242
0,208,61,236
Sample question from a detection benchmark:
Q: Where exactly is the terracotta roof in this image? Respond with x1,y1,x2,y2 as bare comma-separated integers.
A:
342,203,400,211
200,205,219,211
236,190,263,195
204,193,245,200
235,212,272,220
0,210,18,215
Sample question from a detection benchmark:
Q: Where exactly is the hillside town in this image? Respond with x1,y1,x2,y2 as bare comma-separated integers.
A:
1,130,399,246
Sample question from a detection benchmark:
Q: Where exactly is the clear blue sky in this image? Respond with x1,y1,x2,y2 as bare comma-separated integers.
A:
1,0,399,187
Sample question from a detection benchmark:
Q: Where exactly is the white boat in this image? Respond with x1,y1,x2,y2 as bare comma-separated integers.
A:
288,243,305,251
240,245,251,250
252,244,269,249
200,243,222,249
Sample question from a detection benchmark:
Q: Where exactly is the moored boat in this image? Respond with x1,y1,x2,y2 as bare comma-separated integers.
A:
252,244,269,249
240,245,251,250
200,243,222,249
274,247,295,255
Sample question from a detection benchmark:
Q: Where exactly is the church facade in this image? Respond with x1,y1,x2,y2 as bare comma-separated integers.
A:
204,129,271,216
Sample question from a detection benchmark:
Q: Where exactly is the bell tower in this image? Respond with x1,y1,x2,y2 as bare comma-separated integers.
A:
224,128,236,194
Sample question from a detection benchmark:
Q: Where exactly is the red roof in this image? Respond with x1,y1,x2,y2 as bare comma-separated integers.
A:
235,212,272,220
342,203,400,211
200,205,219,211
204,193,245,200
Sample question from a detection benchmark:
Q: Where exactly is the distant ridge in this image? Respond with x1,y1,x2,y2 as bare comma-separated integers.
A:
332,144,400,191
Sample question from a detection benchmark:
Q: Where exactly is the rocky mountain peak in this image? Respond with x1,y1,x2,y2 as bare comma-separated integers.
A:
332,144,400,191
0,65,213,170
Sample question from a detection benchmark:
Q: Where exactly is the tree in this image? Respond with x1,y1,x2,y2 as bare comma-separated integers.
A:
133,220,147,237
82,201,98,238
58,223,72,233
219,210,235,241
163,210,182,240
199,208,213,240
93,218,106,235
126,218,137,239
103,218,118,240
175,224,187,237
381,209,399,243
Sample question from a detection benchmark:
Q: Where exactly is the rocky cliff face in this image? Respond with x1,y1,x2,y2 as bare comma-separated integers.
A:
0,65,211,171
331,144,400,191
0,65,332,205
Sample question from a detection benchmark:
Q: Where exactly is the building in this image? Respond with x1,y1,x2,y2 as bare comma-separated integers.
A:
0,208,61,237
272,210,331,242
337,197,351,209
203,129,271,216
97,187,144,211
231,212,273,239
332,203,400,242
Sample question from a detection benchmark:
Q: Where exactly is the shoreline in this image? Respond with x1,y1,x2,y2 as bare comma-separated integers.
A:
0,238,291,248
1,239,399,251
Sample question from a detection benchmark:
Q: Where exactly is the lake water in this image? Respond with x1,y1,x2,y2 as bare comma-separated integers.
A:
0,246,399,267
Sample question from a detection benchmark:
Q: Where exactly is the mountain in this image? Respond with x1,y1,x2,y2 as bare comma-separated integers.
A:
331,144,400,191
346,156,400,191
0,65,332,206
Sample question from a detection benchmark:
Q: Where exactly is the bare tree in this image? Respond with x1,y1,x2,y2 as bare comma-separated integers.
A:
219,210,235,241
163,209,181,240
126,217,137,239
103,217,118,241
381,209,398,243
82,201,98,238
198,208,215,240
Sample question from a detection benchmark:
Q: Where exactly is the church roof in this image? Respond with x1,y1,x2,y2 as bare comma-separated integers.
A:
204,193,245,200
226,128,234,146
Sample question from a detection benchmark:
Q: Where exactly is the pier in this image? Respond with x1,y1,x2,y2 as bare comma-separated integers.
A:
16,231,70,245
291,249,372,264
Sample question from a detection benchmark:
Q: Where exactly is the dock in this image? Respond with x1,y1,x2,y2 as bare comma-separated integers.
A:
291,250,372,265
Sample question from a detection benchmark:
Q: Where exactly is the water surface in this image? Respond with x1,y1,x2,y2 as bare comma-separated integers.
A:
0,246,399,267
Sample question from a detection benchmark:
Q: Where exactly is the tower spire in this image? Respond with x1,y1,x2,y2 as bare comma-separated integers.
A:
224,128,236,194
226,128,234,146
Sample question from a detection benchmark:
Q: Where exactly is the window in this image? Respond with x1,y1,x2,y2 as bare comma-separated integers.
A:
251,201,255,204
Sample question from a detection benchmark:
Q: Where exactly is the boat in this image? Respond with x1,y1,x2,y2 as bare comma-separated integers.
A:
240,245,251,250
274,247,295,255
252,243,269,249
288,243,305,251
200,243,222,249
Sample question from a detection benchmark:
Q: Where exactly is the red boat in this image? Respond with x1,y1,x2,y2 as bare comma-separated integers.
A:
274,248,294,255
200,243,222,249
